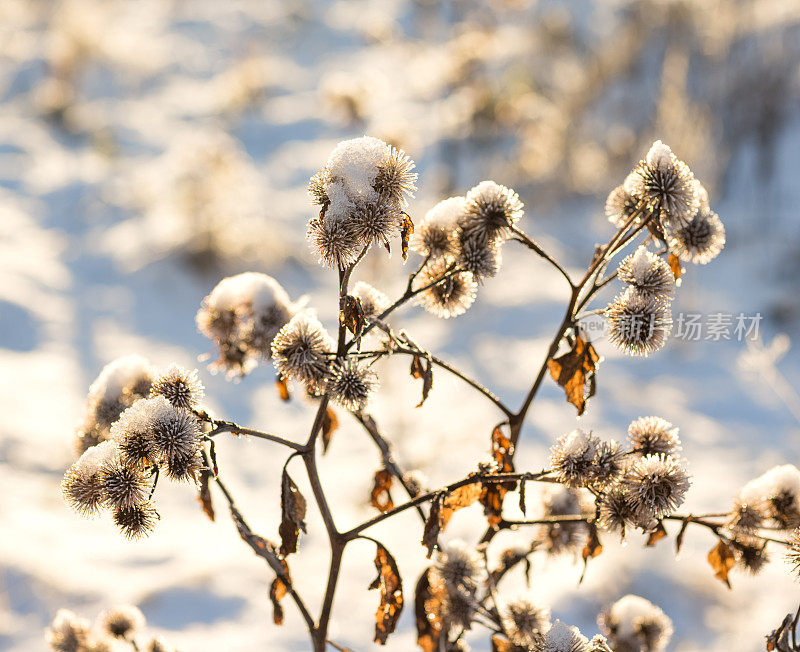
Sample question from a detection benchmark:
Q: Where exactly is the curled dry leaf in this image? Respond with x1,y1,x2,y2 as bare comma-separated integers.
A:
279,470,307,556
646,521,668,547
422,482,483,557
409,354,433,407
321,406,338,454
479,425,515,529
369,543,404,644
341,294,365,337
422,493,444,558
668,252,684,281
400,213,414,261
708,540,735,589
675,518,690,556
270,576,288,626
491,635,514,652
275,375,291,402
370,468,394,513
547,333,600,416
197,468,215,521
580,523,603,583
415,568,443,652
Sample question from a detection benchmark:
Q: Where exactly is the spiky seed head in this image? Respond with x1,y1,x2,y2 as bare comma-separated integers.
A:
786,528,800,581
441,584,477,633
433,539,486,592
146,638,176,652
271,312,335,392
617,247,675,302
62,440,118,515
100,458,150,509
96,605,145,639
549,429,600,488
592,439,623,487
598,594,673,652
598,485,635,533
416,259,477,319
410,197,464,258
588,635,613,652
668,207,725,265
111,403,159,469
536,620,591,652
113,503,159,539
308,168,331,206
349,201,400,248
537,487,588,554
306,215,362,268
457,232,502,281
623,454,690,520
728,497,765,532
627,416,681,457
624,140,699,228
350,281,390,320
605,288,672,356
327,357,378,412
46,609,91,652
163,450,204,483
150,364,205,410
373,144,417,206
730,534,769,574
736,465,800,530
501,593,551,648
126,397,202,465
605,184,640,228
461,180,524,242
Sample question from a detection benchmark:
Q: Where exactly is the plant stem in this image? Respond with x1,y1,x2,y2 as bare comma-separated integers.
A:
206,422,305,451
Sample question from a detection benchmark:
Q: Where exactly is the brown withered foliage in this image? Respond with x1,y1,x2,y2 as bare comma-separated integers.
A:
547,333,600,416
370,544,404,644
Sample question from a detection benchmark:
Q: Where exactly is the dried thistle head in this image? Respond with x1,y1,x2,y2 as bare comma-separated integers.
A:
271,311,335,393
536,619,591,652
113,503,159,539
597,485,635,534
549,430,600,489
196,272,297,375
415,259,477,319
617,247,675,302
95,605,145,639
327,357,378,412
786,528,800,581
605,288,672,357
627,416,681,457
730,533,769,574
350,201,401,249
536,487,589,555
736,465,800,530
624,140,699,228
668,207,725,265
598,594,673,652
432,539,486,593
460,180,524,242
128,397,202,470
373,144,417,206
501,593,551,649
605,184,640,229
622,454,690,521
410,197,464,258
150,364,204,410
62,440,118,515
306,216,362,268
145,637,177,652
46,609,91,652
100,455,150,509
457,232,502,281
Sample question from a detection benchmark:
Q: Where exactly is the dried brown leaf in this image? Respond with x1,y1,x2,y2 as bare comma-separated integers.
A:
409,355,433,407
275,375,291,402
370,468,394,513
547,334,600,416
422,493,444,558
707,540,735,588
197,468,215,521
279,471,307,556
441,482,482,529
491,636,513,652
322,406,338,454
668,253,684,281
646,521,668,547
369,543,404,644
400,214,414,261
270,577,288,626
579,523,603,583
341,295,365,336
675,518,690,556
415,568,443,652
479,425,515,529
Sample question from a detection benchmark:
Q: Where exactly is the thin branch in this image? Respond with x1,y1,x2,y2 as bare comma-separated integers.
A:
205,422,305,451
510,226,574,289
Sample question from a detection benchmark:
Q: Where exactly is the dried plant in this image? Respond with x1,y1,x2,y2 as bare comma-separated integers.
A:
59,136,796,651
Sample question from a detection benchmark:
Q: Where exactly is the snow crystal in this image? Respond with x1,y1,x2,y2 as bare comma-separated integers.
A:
645,140,674,170
75,440,118,475
608,595,667,639
740,464,800,503
324,136,389,219
543,620,589,651
421,196,466,230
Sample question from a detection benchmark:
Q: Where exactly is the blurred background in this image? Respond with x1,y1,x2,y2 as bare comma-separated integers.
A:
1,0,799,650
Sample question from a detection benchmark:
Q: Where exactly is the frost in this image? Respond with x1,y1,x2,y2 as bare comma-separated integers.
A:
87,355,152,407
324,136,389,219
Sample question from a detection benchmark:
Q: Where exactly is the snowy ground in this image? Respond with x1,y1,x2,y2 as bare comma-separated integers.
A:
2,1,800,651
